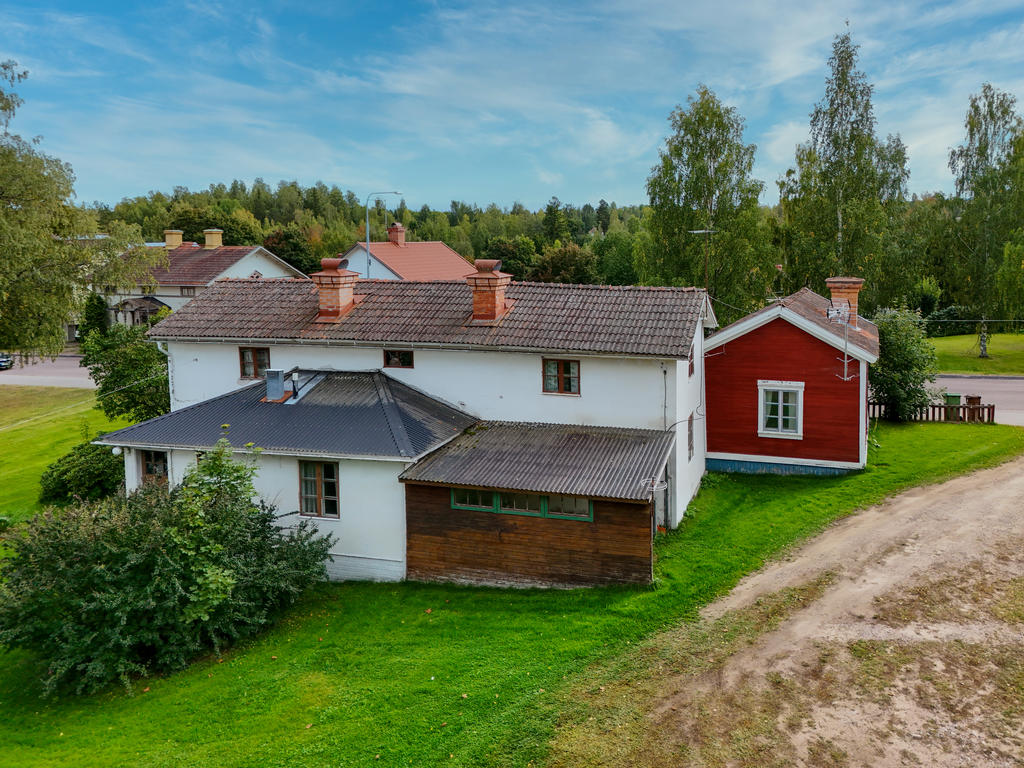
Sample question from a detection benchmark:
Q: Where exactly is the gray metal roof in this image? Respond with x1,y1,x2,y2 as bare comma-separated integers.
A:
97,370,477,459
399,421,675,502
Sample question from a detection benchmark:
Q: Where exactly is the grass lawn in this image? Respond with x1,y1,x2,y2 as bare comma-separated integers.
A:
0,418,1023,767
0,386,130,523
932,333,1024,375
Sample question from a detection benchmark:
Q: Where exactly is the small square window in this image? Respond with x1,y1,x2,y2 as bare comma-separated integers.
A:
180,286,196,297
239,347,271,379
452,488,495,510
547,495,592,520
542,359,580,394
499,492,543,515
383,349,414,368
758,381,804,439
141,449,168,485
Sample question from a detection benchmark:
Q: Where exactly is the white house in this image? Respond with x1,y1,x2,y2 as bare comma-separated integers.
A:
103,228,307,325
341,222,476,280
99,258,717,586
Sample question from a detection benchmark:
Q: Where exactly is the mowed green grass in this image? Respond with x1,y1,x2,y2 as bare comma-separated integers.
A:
0,386,130,522
932,333,1024,375
0,417,1022,767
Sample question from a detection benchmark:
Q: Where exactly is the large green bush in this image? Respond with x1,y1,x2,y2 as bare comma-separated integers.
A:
38,436,123,505
870,307,938,421
0,441,334,696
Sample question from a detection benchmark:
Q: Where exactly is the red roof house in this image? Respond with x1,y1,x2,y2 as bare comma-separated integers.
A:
704,277,878,474
342,223,475,281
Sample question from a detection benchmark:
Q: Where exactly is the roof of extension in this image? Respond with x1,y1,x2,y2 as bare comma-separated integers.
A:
96,370,477,460
399,421,676,502
706,287,879,361
146,244,305,286
149,278,710,359
345,241,476,280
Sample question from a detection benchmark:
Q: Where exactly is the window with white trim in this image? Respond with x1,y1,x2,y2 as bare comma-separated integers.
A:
757,380,804,439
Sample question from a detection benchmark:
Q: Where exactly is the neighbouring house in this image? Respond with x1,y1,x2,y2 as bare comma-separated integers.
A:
98,258,716,586
102,228,307,326
341,222,476,280
704,277,878,474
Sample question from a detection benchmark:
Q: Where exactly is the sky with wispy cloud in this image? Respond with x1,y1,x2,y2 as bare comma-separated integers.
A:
3,1,1023,209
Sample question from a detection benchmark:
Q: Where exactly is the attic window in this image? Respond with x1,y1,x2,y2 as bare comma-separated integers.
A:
239,347,271,379
180,286,196,297
383,349,414,368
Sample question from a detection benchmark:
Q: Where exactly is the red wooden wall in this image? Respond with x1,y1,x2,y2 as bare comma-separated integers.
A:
705,318,861,464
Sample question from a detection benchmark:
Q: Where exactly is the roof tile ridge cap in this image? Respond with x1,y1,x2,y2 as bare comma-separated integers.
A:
103,380,266,436
371,372,416,458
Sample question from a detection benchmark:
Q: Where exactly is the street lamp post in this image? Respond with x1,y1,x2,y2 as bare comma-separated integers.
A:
364,191,402,278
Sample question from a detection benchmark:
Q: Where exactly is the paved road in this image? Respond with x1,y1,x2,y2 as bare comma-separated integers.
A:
936,374,1024,426
0,355,95,389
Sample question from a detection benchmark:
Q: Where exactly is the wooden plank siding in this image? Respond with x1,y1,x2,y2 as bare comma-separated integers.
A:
405,484,654,586
706,317,861,463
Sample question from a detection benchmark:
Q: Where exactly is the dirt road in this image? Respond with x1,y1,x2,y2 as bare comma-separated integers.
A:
645,455,1024,767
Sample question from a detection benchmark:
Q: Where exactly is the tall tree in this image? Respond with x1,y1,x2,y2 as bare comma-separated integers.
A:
640,85,776,320
778,32,908,309
0,61,155,358
945,84,1024,354
542,197,570,245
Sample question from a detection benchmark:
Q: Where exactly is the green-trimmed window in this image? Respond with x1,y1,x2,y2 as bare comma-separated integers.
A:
450,488,593,521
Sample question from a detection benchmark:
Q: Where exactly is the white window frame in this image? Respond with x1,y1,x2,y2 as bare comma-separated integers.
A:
757,380,804,440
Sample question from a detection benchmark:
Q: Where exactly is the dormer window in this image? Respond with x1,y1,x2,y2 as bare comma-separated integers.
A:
239,347,271,379
542,359,580,395
180,286,196,297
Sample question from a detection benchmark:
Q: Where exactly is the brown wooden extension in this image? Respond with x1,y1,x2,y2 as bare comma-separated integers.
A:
404,484,653,587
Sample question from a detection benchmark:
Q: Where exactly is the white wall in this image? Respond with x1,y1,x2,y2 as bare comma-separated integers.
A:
667,317,708,526
216,249,302,280
124,448,408,582
166,342,674,430
343,245,401,280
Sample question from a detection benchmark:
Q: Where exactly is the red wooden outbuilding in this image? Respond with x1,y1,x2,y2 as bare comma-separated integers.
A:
704,278,879,475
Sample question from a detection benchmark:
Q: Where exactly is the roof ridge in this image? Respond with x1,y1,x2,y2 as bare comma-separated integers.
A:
372,372,416,458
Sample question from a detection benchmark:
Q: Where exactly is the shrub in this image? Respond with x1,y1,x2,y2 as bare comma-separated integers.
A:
870,307,938,422
925,304,974,337
0,440,334,696
38,436,124,505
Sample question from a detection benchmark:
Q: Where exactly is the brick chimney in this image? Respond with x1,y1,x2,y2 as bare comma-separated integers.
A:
825,277,865,329
387,222,406,246
466,259,512,322
203,229,223,249
312,256,359,322
164,229,183,249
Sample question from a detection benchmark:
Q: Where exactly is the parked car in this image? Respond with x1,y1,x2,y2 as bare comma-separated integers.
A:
0,353,13,370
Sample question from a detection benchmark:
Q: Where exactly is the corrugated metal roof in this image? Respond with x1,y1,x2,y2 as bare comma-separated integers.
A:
399,421,675,502
97,370,476,459
149,278,708,359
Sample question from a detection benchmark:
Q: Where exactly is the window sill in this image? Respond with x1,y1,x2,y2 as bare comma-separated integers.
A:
757,430,803,440
300,513,341,520
541,391,582,397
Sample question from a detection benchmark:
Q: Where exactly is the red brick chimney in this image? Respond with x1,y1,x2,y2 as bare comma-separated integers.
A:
312,257,359,322
466,259,512,322
825,277,865,329
387,222,406,246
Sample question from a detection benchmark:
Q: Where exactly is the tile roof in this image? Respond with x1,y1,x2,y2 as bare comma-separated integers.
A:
347,241,476,281
713,287,879,359
146,245,272,286
399,421,675,502
149,278,707,358
96,370,476,459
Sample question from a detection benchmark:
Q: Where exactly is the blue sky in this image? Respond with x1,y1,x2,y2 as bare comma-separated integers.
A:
3,0,1024,209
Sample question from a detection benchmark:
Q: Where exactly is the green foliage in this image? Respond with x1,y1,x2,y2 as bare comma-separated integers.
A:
925,304,975,337
484,235,537,280
263,224,318,273
80,319,170,423
642,85,776,321
777,32,908,312
590,230,638,285
38,435,123,505
596,199,611,234
869,307,938,421
0,440,334,696
0,61,157,358
542,196,570,245
529,242,597,284
168,203,263,245
995,229,1024,319
907,275,942,318
79,292,110,340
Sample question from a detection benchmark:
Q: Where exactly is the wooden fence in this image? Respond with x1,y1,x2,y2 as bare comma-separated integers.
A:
868,402,996,423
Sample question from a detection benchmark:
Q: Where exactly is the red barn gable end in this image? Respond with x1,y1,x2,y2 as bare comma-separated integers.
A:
704,284,878,474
